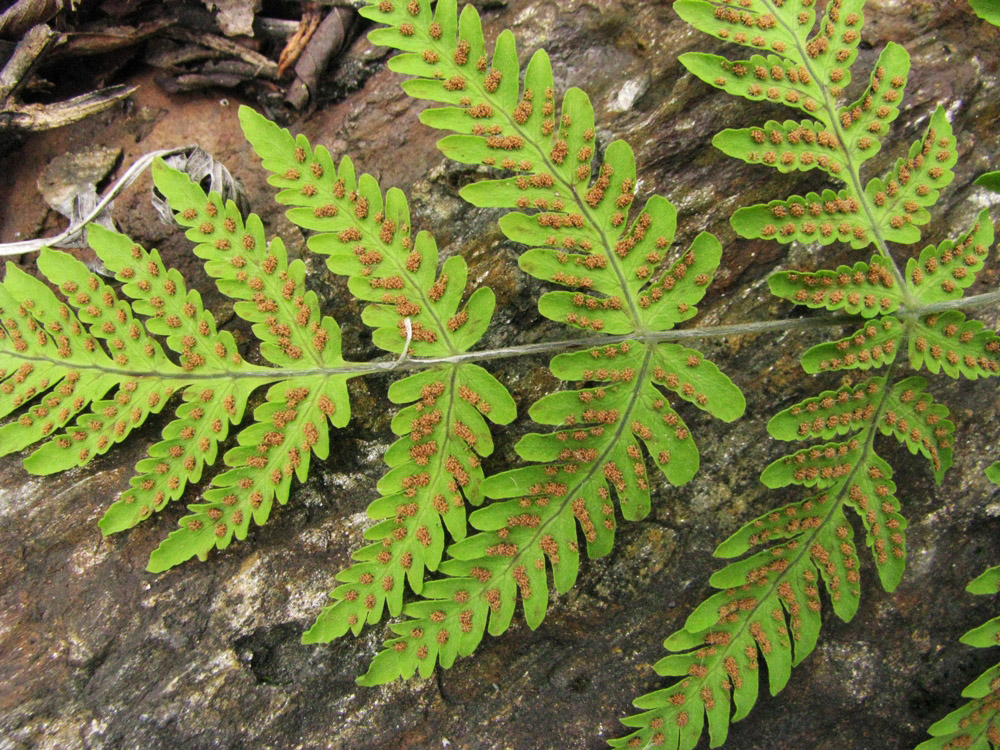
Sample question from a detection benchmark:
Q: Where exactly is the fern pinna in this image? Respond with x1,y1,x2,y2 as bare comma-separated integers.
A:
348,0,745,683
236,106,517,639
0,195,351,570
613,2,1000,749
0,125,514,587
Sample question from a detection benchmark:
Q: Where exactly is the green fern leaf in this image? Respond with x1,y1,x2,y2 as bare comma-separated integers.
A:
302,362,515,641
87,225,269,534
239,106,517,637
730,189,873,248
970,0,1000,27
700,38,959,254
767,378,884,442
0,267,120,464
619,1,991,747
147,374,348,571
908,311,1000,379
865,106,957,244
358,326,744,684
0,151,362,571
355,0,745,683
838,43,908,165
976,171,1000,193
19,249,180,475
906,209,993,303
713,119,848,177
879,376,953,483
616,415,909,748
138,159,355,571
767,256,901,317
800,317,903,373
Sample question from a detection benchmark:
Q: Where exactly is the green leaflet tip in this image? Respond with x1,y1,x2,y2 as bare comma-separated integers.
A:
974,170,1000,194
98,503,135,536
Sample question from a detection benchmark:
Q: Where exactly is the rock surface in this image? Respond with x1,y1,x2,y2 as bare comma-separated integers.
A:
1,1,999,749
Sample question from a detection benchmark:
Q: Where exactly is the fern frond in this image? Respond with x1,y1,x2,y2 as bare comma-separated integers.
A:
613,450,902,748
143,161,354,571
615,371,915,748
617,2,999,747
879,376,953,483
0,238,278,534
18,249,181,473
0,263,117,457
358,332,743,684
93,226,267,534
353,0,746,682
681,1,957,254
238,107,517,638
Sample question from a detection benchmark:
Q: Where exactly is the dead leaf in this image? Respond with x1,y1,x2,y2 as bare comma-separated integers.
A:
201,0,261,37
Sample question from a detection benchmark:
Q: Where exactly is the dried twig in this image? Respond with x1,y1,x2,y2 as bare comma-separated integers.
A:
276,3,322,78
0,84,136,132
285,7,355,108
49,19,175,59
0,24,58,101
163,26,278,80
0,0,68,39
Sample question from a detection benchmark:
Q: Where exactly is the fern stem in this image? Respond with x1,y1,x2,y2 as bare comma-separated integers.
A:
0,314,848,382
5,285,998,383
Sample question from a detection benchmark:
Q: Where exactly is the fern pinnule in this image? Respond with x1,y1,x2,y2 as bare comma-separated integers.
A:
350,0,746,684
139,162,355,571
616,2,999,748
238,107,517,639
767,255,901,317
